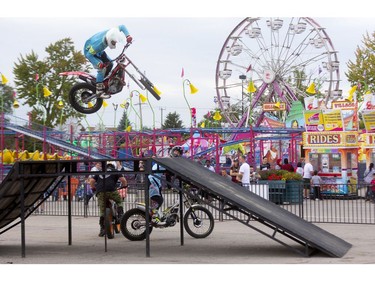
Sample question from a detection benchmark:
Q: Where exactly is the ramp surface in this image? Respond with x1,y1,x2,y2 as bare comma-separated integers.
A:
0,162,65,231
154,157,352,258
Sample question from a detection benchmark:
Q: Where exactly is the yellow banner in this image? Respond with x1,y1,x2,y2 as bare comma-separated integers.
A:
362,110,375,133
322,109,343,131
304,110,324,132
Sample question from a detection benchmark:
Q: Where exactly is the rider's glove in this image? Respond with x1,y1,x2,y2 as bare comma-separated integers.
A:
126,35,133,43
97,62,106,69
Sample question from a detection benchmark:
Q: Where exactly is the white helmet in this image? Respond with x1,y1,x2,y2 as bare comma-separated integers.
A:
106,161,117,170
105,27,125,49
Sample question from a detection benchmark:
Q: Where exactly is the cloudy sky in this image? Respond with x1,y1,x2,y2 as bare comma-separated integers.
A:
2,1,375,129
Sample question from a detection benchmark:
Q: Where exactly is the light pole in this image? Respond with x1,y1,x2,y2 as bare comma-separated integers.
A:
112,103,119,129
120,100,130,131
159,106,166,129
130,90,147,131
146,91,156,129
182,79,198,128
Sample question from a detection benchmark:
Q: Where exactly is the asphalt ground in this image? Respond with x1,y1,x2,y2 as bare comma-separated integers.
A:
1,215,374,280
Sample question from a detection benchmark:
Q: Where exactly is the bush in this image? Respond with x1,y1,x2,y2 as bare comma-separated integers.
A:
258,169,302,181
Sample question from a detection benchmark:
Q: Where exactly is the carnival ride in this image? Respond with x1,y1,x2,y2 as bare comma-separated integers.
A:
216,17,340,129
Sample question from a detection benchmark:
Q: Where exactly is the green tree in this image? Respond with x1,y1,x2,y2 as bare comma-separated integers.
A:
346,31,375,102
13,38,90,128
0,83,16,114
117,109,132,131
162,111,184,129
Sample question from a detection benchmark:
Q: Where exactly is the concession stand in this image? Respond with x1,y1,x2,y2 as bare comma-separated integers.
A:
302,101,359,195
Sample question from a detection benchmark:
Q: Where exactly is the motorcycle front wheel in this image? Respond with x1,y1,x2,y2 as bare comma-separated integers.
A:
120,208,153,241
69,82,103,114
184,206,214,239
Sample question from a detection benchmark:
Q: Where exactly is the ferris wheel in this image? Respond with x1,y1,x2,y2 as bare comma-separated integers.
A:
215,17,341,128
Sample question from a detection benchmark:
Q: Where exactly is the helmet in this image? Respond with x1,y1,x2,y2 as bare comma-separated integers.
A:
170,146,183,158
105,27,125,49
106,161,116,170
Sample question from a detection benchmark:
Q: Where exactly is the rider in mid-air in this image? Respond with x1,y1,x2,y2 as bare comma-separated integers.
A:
84,25,133,99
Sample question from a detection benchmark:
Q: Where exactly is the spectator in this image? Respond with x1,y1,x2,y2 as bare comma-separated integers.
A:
281,158,294,172
204,159,215,172
363,163,374,201
237,155,250,190
221,169,232,180
303,159,314,199
249,166,261,183
260,156,271,171
310,170,323,200
230,159,241,184
275,159,282,170
296,162,304,177
369,173,375,203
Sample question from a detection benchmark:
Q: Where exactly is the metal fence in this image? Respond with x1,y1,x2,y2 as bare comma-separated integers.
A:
33,180,375,225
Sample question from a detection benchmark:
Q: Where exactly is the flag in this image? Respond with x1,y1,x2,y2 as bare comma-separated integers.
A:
318,66,322,74
35,73,39,81
13,91,16,98
181,67,184,78
246,64,252,72
1,73,8,84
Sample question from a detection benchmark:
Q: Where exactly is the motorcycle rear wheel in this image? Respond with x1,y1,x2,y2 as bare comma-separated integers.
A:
69,82,103,114
120,208,153,241
183,206,214,239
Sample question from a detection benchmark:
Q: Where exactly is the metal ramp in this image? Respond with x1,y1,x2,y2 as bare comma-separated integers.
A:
0,162,66,232
154,157,352,257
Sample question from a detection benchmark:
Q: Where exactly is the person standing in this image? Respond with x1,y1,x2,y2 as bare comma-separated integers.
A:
281,158,294,172
296,162,304,177
237,155,250,190
363,163,374,201
230,159,241,184
310,170,323,200
303,158,314,199
260,156,271,171
90,162,128,237
204,159,215,172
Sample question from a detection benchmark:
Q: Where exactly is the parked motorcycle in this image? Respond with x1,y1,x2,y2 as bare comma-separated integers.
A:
59,42,161,114
120,191,214,241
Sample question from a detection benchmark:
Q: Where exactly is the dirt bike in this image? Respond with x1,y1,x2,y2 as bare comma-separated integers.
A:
120,191,214,241
103,187,126,239
59,42,161,114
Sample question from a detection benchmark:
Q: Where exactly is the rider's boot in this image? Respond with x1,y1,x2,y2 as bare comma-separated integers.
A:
96,83,110,99
98,216,105,237
151,209,160,224
117,206,124,218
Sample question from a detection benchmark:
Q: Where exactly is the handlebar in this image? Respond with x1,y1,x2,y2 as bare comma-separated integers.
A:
110,42,132,63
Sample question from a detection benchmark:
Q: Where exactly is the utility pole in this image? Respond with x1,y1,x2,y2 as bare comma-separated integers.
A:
159,107,166,129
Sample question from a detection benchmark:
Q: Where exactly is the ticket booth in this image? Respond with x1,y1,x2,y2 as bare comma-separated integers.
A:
302,131,359,195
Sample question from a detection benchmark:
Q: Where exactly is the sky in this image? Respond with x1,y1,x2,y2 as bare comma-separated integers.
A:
2,1,375,131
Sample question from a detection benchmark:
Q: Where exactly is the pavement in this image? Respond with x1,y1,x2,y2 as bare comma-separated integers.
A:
1,215,375,265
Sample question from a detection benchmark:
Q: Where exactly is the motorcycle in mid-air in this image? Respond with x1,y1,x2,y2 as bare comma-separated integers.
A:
59,43,161,114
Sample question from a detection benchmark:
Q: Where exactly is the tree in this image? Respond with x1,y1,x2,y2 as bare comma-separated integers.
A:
0,83,16,115
346,31,375,102
117,109,132,131
162,111,184,129
13,38,91,128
